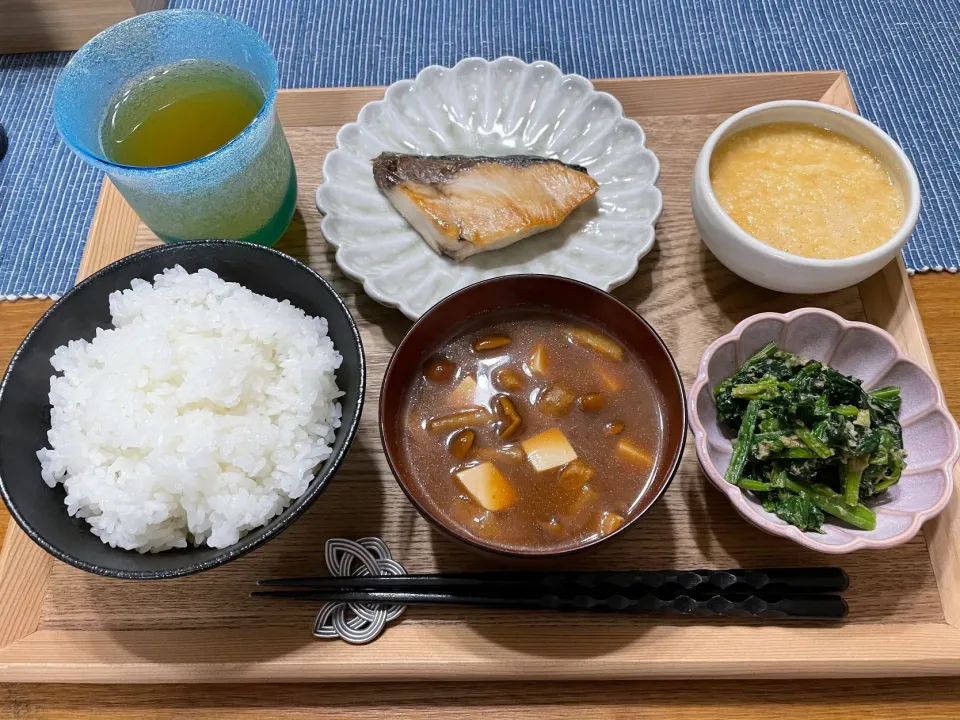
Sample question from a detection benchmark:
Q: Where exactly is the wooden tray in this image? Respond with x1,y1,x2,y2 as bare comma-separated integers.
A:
1,70,958,683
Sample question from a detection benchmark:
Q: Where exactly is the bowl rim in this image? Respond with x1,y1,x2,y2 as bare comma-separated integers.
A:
688,307,959,554
0,240,366,579
378,273,688,558
693,100,922,270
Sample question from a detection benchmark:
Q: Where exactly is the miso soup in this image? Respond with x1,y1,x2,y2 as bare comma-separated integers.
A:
397,310,666,553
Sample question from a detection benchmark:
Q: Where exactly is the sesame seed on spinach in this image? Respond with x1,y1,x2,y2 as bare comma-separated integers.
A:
715,342,906,532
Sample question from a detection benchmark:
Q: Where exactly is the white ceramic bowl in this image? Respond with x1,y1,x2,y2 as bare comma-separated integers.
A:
689,308,959,554
316,57,662,320
691,101,921,294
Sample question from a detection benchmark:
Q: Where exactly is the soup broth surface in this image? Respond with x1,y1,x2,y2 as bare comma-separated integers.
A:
398,309,665,552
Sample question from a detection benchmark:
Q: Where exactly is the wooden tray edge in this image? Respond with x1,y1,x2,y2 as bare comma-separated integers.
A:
831,67,960,631
0,179,140,650
2,70,958,681
1,624,960,683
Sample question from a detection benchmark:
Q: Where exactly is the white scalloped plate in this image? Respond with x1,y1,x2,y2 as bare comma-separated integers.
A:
316,57,662,319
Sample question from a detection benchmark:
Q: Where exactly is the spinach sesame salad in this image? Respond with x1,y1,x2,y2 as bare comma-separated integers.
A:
715,342,906,533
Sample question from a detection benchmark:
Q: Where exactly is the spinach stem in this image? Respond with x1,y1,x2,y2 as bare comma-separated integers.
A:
724,399,761,485
781,478,876,530
736,478,772,492
770,447,817,459
744,342,777,367
869,387,901,401
795,425,833,459
731,376,779,400
843,455,868,506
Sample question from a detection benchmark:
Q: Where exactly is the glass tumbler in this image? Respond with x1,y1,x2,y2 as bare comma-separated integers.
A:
53,10,296,246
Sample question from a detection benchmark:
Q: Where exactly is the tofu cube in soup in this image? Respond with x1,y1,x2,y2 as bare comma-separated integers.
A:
528,342,549,376
456,462,517,511
594,363,624,391
522,429,578,472
447,375,478,407
617,438,653,467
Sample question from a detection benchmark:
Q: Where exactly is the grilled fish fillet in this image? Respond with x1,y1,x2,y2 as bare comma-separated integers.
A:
372,153,599,261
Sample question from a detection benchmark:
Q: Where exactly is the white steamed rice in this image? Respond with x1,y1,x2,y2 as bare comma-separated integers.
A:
37,265,343,553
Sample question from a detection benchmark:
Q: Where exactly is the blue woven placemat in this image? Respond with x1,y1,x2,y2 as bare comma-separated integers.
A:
1,0,959,298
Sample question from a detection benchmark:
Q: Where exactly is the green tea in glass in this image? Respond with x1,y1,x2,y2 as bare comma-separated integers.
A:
54,10,296,246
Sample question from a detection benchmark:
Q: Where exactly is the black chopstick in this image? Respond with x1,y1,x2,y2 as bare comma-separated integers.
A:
254,568,849,620
251,588,848,620
257,568,849,596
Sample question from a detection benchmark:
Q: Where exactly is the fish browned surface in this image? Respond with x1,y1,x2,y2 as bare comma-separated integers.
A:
372,153,599,261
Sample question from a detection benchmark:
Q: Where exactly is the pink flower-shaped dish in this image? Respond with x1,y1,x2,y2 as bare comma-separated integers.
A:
689,308,960,553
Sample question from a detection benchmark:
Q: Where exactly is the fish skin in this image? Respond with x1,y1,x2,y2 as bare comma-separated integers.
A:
372,152,598,261
372,153,591,188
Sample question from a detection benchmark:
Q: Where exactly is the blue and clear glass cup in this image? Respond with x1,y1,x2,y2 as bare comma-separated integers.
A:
53,10,296,246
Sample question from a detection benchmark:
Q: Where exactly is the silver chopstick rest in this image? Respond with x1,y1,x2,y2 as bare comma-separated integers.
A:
312,537,407,644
